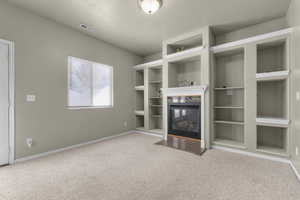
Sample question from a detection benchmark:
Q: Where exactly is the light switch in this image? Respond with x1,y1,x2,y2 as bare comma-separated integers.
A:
26,95,36,102
297,92,300,101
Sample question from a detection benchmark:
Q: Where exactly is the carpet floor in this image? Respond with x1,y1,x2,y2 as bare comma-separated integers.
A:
0,133,299,200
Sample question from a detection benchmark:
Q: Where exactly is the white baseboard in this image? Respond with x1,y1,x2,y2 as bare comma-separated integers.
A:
212,145,290,164
15,131,134,163
134,130,164,138
290,161,300,182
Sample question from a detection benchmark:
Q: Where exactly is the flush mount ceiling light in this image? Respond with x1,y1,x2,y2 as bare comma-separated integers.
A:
138,0,163,15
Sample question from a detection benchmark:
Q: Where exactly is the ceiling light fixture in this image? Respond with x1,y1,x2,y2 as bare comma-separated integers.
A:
138,0,163,15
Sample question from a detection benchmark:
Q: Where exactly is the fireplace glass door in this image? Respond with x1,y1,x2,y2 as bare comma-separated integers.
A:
168,103,201,139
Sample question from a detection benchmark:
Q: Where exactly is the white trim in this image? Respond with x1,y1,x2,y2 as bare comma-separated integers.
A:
67,56,114,108
165,46,203,63
212,145,290,164
134,110,145,116
256,70,289,82
161,85,208,97
290,161,300,182
15,131,134,163
256,117,290,128
134,130,164,138
211,28,293,53
0,39,15,165
133,59,163,70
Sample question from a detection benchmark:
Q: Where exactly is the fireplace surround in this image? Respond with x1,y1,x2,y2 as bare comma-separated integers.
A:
162,86,208,148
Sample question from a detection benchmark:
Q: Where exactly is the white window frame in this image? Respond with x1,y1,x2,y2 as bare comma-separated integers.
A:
67,56,114,109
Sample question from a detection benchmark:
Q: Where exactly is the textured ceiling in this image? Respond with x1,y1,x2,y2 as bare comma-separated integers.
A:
5,0,291,56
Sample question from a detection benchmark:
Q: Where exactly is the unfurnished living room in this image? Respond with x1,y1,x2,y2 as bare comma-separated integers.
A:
1,0,300,199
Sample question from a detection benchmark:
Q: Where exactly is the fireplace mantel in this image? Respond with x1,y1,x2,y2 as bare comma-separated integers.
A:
162,85,208,97
162,85,208,149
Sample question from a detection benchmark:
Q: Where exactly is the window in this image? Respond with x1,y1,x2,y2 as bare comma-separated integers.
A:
68,57,113,108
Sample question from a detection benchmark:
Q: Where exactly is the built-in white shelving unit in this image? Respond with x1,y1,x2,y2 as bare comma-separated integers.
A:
148,64,163,134
134,68,145,130
255,36,290,157
133,27,293,159
212,47,245,149
133,59,163,135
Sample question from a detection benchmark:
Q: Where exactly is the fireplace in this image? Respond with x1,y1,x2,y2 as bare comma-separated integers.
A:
168,97,201,139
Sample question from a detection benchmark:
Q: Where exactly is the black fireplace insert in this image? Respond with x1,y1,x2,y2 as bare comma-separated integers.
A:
168,97,201,139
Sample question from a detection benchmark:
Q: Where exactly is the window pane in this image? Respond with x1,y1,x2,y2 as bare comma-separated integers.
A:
93,63,112,106
69,58,92,106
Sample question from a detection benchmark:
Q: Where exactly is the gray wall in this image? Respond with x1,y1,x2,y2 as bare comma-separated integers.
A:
215,17,288,45
287,0,300,172
0,0,142,159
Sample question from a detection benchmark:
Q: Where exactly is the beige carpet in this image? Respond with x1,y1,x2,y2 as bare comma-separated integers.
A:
0,133,299,200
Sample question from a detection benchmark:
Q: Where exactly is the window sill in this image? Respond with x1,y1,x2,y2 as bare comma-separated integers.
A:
67,106,113,110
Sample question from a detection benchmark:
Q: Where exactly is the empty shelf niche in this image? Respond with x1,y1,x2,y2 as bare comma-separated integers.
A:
166,34,203,56
257,79,288,119
214,108,244,124
136,115,145,130
149,67,162,99
257,126,287,156
168,55,201,88
149,67,162,84
214,123,245,148
214,89,244,107
214,48,244,89
149,116,162,131
136,91,144,111
135,70,144,87
257,40,287,73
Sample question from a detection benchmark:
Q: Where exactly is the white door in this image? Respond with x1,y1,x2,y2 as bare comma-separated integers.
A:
0,41,9,165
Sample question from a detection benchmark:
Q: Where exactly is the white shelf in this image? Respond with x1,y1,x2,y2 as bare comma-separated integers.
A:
211,28,293,53
151,105,162,107
149,81,162,84
214,87,244,91
213,139,246,149
135,110,145,116
214,106,244,109
256,117,290,128
133,59,163,70
134,85,145,91
166,46,204,63
214,120,244,126
256,146,288,157
256,70,289,82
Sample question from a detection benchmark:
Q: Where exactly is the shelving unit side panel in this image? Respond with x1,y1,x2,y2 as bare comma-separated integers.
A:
244,44,258,152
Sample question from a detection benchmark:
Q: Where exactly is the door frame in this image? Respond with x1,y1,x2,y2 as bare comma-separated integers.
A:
0,38,15,164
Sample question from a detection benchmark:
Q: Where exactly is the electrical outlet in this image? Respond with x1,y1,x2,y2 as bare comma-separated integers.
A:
26,95,36,102
296,147,299,156
26,138,33,148
124,121,128,127
297,92,300,101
